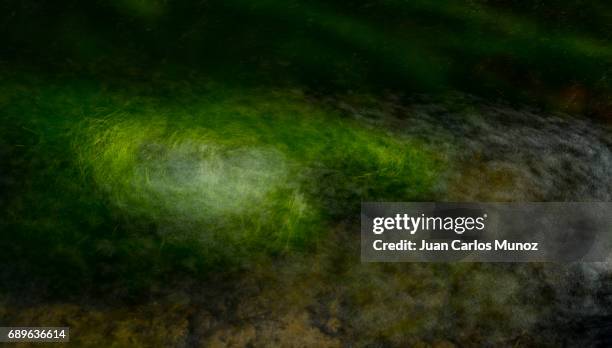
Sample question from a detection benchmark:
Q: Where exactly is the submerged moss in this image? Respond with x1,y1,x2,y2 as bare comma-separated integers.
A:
1,77,442,292
75,90,440,258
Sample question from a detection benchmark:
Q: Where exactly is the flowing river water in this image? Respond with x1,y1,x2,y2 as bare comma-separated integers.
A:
2,85,612,346
334,92,612,345
335,93,612,202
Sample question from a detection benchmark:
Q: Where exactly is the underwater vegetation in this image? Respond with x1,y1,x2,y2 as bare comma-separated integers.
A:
2,0,612,346
1,71,611,346
0,74,441,295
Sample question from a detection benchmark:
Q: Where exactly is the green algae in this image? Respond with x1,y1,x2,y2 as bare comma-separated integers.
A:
76,90,440,251
1,77,443,293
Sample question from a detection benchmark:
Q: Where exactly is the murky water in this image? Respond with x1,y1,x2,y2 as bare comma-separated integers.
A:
335,93,612,201
335,92,612,345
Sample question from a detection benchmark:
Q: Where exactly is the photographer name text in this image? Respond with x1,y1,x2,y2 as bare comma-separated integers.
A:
373,239,539,252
